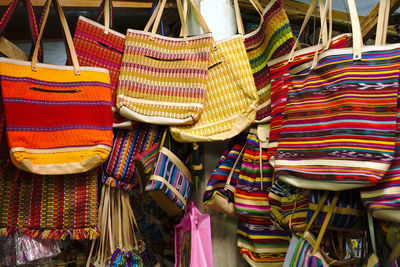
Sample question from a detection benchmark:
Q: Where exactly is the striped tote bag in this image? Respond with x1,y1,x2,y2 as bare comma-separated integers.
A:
0,159,100,240
73,0,126,126
203,133,246,216
243,0,295,123
274,0,400,190
0,0,113,175
145,144,192,217
170,0,258,142
116,0,213,125
102,123,164,191
234,127,272,217
237,215,291,266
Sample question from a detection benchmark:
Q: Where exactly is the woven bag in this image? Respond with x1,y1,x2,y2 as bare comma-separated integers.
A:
202,133,246,216
242,0,295,123
234,127,272,217
145,136,192,217
73,0,126,126
102,123,165,191
360,0,400,223
116,0,213,125
0,159,99,240
0,0,113,175
169,0,258,142
237,215,290,266
274,0,399,190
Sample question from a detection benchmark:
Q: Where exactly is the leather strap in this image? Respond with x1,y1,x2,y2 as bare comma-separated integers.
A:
347,0,362,60
31,0,80,75
375,0,390,45
234,0,245,35
150,175,187,206
225,145,245,188
97,0,113,30
312,192,340,255
104,0,110,34
368,212,377,254
305,191,329,233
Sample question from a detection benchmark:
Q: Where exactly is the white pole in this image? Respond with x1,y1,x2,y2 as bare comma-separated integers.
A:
187,0,238,41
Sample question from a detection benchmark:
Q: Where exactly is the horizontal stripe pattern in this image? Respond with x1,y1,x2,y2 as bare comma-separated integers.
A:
117,30,212,123
0,61,113,173
244,0,295,123
275,46,400,188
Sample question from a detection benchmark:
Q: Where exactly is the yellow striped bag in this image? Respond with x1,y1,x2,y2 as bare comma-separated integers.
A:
170,0,258,142
116,0,213,125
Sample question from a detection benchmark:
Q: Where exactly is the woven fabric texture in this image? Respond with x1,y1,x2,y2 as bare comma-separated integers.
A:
0,160,99,240
102,123,164,191
203,133,246,207
268,34,350,157
244,0,294,123
0,58,113,175
237,215,290,264
170,36,258,142
234,128,272,217
117,30,212,125
274,46,400,190
146,148,192,213
73,16,125,108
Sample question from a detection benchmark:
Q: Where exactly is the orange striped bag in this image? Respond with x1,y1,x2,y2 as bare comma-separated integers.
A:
0,0,113,175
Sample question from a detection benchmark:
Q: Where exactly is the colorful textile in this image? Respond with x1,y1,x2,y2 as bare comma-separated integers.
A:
244,0,295,123
274,45,400,190
146,147,192,216
116,29,212,125
102,123,164,191
234,128,272,217
73,15,125,108
170,36,258,142
307,191,361,230
0,160,99,240
283,234,327,267
0,57,113,175
237,215,290,264
203,133,246,215
267,34,350,156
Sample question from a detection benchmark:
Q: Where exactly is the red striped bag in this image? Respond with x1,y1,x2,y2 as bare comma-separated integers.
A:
274,0,400,190
73,0,128,126
0,0,113,175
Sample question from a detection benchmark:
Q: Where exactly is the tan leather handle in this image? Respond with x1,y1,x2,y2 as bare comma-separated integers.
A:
187,0,217,48
234,0,245,35
31,0,80,74
104,0,110,34
375,0,390,45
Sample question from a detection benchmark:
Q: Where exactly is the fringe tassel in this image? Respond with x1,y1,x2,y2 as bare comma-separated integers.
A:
103,176,135,191
0,226,100,240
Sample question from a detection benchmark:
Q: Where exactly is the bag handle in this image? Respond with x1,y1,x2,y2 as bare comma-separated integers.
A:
375,0,390,45
225,145,246,191
288,0,330,62
31,0,80,75
96,0,113,34
0,0,42,61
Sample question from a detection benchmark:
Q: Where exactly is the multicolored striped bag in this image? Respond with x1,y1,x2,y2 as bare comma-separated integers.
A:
102,123,164,191
203,133,246,216
269,179,310,232
307,190,361,230
274,0,400,190
0,160,99,240
169,0,258,142
145,142,192,217
73,0,126,126
0,0,113,175
360,0,400,223
234,127,272,217
116,0,213,125
243,0,295,123
237,215,291,266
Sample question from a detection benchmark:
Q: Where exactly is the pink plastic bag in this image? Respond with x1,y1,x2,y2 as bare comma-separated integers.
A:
175,202,213,267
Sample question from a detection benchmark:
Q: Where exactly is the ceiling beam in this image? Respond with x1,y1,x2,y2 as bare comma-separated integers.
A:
360,0,400,41
0,0,169,8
